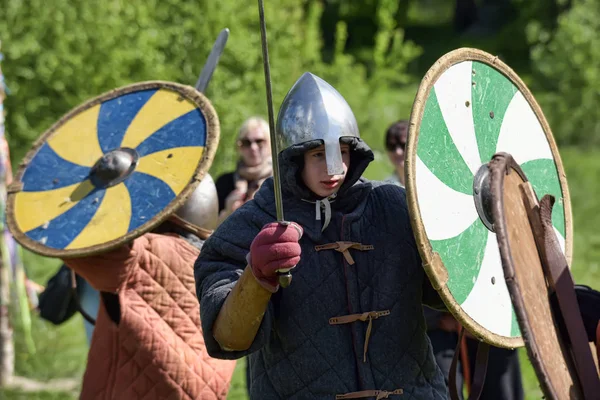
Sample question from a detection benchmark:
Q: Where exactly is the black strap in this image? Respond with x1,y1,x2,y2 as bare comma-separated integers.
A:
448,329,463,400
449,328,490,400
469,341,490,399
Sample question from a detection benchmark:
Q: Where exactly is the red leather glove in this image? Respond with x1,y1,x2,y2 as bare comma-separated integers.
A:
248,222,303,292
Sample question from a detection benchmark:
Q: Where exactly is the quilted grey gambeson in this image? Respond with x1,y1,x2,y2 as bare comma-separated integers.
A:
195,138,448,399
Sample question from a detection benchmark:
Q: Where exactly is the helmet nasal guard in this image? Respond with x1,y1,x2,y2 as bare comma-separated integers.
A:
276,73,359,175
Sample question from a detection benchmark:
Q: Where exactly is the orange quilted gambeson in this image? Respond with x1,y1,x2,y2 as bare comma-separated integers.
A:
65,233,236,400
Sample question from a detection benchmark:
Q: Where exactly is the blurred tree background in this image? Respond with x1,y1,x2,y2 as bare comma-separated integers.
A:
0,0,423,178
2,0,596,180
0,0,599,398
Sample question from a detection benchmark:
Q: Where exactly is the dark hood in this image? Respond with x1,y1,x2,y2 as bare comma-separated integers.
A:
252,137,375,237
277,137,374,201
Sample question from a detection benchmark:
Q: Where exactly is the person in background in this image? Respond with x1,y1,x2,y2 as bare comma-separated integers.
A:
384,120,409,186
215,117,272,224
383,119,525,400
37,265,99,346
78,279,100,344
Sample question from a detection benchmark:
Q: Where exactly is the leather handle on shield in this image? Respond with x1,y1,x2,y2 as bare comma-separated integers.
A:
523,189,600,396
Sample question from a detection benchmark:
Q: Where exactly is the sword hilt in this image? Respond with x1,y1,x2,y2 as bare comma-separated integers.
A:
277,271,292,288
274,220,297,288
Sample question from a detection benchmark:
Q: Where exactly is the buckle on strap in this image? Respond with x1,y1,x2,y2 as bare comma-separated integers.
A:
335,389,404,399
315,241,374,265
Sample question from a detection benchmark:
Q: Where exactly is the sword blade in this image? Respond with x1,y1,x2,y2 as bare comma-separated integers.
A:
195,28,230,93
258,0,292,288
257,0,284,222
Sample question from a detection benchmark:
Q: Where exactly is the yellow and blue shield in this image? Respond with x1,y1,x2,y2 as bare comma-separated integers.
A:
6,81,219,258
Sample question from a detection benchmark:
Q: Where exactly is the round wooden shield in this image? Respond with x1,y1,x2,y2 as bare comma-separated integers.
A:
489,154,582,399
406,48,572,348
6,81,219,258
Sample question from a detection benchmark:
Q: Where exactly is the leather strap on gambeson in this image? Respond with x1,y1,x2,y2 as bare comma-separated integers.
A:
336,389,403,399
330,310,390,362
315,241,374,265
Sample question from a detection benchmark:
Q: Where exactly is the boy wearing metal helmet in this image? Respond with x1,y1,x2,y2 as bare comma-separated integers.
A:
195,73,448,399
63,174,236,399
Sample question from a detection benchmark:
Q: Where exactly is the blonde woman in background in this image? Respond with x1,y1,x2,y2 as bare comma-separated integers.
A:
216,117,272,224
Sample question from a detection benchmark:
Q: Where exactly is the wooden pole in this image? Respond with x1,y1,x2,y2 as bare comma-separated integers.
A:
0,39,15,387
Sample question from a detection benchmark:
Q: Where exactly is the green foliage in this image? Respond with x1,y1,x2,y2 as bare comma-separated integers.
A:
0,0,422,180
516,0,571,44
561,147,600,282
529,0,600,147
372,0,423,86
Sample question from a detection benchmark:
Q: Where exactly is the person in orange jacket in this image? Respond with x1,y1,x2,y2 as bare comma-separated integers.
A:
64,174,236,400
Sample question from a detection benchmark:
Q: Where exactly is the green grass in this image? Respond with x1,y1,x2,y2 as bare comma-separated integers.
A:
0,389,78,399
13,253,88,382
3,147,598,399
1,253,84,399
227,357,248,400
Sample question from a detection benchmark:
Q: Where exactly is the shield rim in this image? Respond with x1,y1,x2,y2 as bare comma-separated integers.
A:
6,80,220,258
405,47,573,348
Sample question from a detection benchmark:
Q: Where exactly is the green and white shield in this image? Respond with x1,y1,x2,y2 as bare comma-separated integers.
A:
406,48,572,348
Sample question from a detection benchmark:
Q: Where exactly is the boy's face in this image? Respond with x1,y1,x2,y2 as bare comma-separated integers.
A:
301,143,350,198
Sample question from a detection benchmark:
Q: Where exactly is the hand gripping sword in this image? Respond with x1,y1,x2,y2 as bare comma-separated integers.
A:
257,0,293,288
